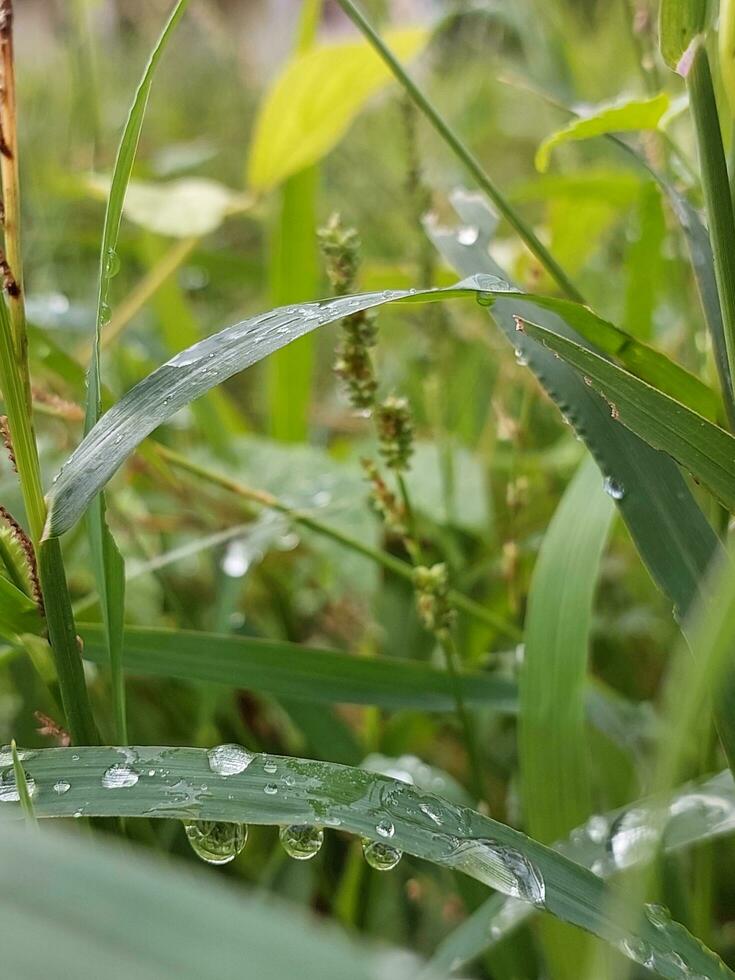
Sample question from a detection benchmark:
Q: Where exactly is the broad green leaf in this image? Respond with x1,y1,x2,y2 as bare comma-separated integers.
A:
521,317,735,511
427,189,720,621
45,274,717,538
0,821,389,980
1,745,731,980
659,0,707,72
535,94,669,172
86,175,252,237
247,28,427,191
429,768,735,975
77,623,519,713
85,0,190,744
520,457,615,977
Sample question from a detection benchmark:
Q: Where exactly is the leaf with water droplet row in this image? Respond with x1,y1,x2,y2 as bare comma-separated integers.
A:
521,317,735,512
429,768,735,975
0,745,731,980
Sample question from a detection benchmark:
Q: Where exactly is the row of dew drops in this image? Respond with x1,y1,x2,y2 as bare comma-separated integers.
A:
185,744,402,869
0,744,401,872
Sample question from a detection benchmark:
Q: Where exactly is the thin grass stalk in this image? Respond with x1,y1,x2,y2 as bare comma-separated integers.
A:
155,443,522,641
332,0,584,302
0,0,97,745
688,43,735,424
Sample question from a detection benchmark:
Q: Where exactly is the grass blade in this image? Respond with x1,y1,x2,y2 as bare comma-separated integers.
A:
1,745,731,980
77,623,518,713
10,739,36,825
0,821,387,980
519,457,615,976
84,0,190,742
428,190,721,620
521,316,735,511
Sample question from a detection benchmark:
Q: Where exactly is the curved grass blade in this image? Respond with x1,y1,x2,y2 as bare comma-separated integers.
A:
427,190,721,620
0,821,390,980
521,317,735,511
85,0,190,743
0,745,731,980
45,274,716,539
520,457,615,976
77,623,519,713
429,768,735,975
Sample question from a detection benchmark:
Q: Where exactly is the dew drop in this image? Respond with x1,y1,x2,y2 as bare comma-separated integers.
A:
99,302,111,325
279,824,324,860
602,476,625,500
419,802,443,826
0,766,36,802
207,743,254,776
476,291,493,308
184,820,248,865
609,808,657,869
376,819,395,839
362,838,402,871
644,902,672,930
102,763,139,789
53,779,71,795
457,225,480,246
447,839,545,907
584,814,608,844
263,782,278,795
104,248,121,279
263,759,278,775
514,348,529,366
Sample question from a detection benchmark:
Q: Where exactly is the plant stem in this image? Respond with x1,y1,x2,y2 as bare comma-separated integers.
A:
155,444,522,641
0,0,97,745
688,44,735,419
438,630,485,803
333,0,584,302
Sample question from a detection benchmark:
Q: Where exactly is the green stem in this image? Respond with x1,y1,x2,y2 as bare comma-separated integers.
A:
156,444,521,641
438,630,485,804
333,0,584,302
688,44,735,420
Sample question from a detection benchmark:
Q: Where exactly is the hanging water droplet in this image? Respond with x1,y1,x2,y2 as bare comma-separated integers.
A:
476,291,493,308
514,348,529,366
279,824,324,860
263,782,278,795
362,838,402,871
602,476,625,500
457,225,480,246
101,763,139,788
0,766,36,802
207,743,254,776
53,779,71,795
376,819,395,839
104,248,121,279
184,820,248,865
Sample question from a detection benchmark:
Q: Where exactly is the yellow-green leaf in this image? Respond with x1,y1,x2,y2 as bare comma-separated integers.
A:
247,28,427,191
660,0,707,72
535,94,669,173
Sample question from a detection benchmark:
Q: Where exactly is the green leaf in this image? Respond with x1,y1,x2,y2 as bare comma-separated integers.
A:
0,820,389,980
659,0,707,72
519,457,615,977
86,175,252,238
427,189,720,620
1,745,731,980
247,28,428,191
520,317,735,511
45,273,717,538
430,768,735,975
84,0,190,743
77,623,519,713
535,94,669,173
624,181,666,341
0,575,41,642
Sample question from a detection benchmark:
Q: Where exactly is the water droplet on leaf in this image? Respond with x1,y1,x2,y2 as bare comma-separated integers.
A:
207,743,254,776
279,824,324,860
457,225,480,246
184,820,248,865
0,766,36,802
104,248,121,279
376,819,395,838
603,476,625,500
53,779,71,795
362,839,402,871
102,763,139,789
